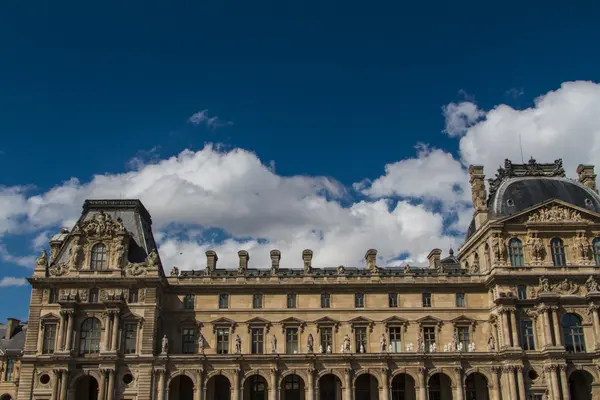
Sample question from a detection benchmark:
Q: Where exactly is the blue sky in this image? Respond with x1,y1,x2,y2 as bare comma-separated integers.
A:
2,1,600,321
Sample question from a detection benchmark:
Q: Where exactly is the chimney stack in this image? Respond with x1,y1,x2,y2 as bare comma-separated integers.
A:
4,318,20,340
365,249,377,271
238,250,249,272
577,164,598,194
427,249,442,270
270,250,281,271
205,250,218,272
468,165,488,230
302,249,313,273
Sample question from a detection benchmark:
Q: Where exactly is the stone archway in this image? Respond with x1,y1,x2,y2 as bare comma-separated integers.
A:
569,369,594,400
318,373,342,400
428,373,452,400
391,373,416,400
244,374,268,400
354,373,379,400
169,375,194,400
206,374,231,400
74,375,99,400
280,374,305,400
465,372,489,400
0,394,13,400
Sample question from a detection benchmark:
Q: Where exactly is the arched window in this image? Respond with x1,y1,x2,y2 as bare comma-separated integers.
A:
508,238,524,267
593,238,600,266
90,243,108,270
550,238,566,266
79,318,101,355
562,313,585,353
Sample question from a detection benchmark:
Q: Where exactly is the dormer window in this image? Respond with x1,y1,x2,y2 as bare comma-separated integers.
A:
550,238,566,266
508,239,524,267
90,243,108,270
593,238,600,266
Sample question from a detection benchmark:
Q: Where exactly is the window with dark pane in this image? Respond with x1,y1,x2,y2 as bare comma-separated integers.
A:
389,327,402,353
89,288,99,303
354,327,367,353
182,328,196,354
508,238,524,267
550,238,566,266
455,293,465,307
48,288,58,304
286,328,299,354
42,323,57,354
517,285,527,300
562,313,585,353
183,294,195,309
422,292,432,307
218,294,229,309
287,294,297,309
388,293,398,308
252,294,263,309
90,243,108,270
79,317,101,355
456,326,470,350
124,323,137,354
520,320,535,350
320,327,332,353
423,327,436,352
5,359,15,381
216,328,229,354
128,289,139,303
355,293,365,308
593,238,600,265
251,327,264,354
321,293,331,308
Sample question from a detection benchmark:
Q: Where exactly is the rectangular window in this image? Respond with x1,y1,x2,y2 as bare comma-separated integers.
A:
48,288,58,304
320,327,332,353
287,294,297,309
183,294,195,309
422,292,432,307
218,294,229,309
42,323,57,354
286,328,299,354
456,293,465,307
124,323,137,354
252,294,263,309
128,289,139,303
520,320,535,350
321,293,331,308
517,285,527,300
354,327,367,353
389,327,402,353
5,359,15,381
423,327,436,352
217,328,229,354
89,289,98,303
457,327,470,350
388,293,398,308
355,293,365,308
251,328,264,354
182,328,195,354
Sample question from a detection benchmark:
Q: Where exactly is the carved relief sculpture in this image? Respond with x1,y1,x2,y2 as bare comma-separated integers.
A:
575,232,591,263
198,333,205,353
380,333,387,352
417,332,424,352
271,334,277,353
526,232,545,264
586,276,599,293
235,335,242,354
527,205,586,223
68,239,83,270
539,276,551,293
36,249,48,267
146,249,160,268
170,266,179,277
343,334,351,353
112,237,128,268
307,334,314,352
161,335,168,354
490,234,505,264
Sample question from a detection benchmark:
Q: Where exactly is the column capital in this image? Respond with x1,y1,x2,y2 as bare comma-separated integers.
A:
502,365,515,373
544,364,558,372
587,303,600,313
418,367,427,375
515,365,524,372
491,366,502,374
270,367,278,376
154,367,167,376
307,367,315,375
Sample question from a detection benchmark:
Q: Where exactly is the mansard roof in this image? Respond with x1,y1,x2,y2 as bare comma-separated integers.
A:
0,321,27,355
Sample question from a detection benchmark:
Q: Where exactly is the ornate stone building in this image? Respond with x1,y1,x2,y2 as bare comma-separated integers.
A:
3,158,600,400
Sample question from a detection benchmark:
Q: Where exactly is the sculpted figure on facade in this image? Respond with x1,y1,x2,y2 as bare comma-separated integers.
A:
307,333,314,353
343,334,351,353
539,276,551,293
488,334,496,351
68,239,83,270
586,276,599,293
161,335,169,354
198,333,205,353
553,278,580,295
235,335,242,354
112,238,127,268
36,249,48,267
170,266,179,277
528,205,585,223
575,231,590,262
146,249,160,268
380,333,387,352
526,232,545,263
417,332,424,352
337,265,345,275
318,344,323,354
271,334,277,353
490,233,505,263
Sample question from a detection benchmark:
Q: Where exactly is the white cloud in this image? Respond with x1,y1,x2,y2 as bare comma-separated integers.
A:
0,277,27,287
442,101,485,137
31,231,51,250
188,110,233,129
0,244,34,268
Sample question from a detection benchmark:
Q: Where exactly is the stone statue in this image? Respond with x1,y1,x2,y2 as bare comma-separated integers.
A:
198,333,205,353
380,333,387,352
388,344,392,352
404,264,411,273
431,342,436,352
235,335,242,354
161,335,169,354
327,345,332,353
444,344,448,352
450,331,458,351
467,343,472,352
337,265,345,275
526,232,545,262
575,232,590,261
170,266,179,277
360,344,365,354
417,332,424,352
539,276,551,292
307,334,314,352
146,249,160,267
318,344,323,354
343,334,351,353
488,334,495,351
340,344,344,353
36,249,48,267
68,240,83,269
491,234,505,262
586,276,599,293
113,240,126,268
271,334,277,353
471,342,476,352
458,342,464,352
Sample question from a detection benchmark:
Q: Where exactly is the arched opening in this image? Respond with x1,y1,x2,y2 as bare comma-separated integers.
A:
354,373,379,400
569,370,594,400
75,375,99,400
428,373,452,400
562,313,585,353
508,238,524,267
391,373,416,400
0,395,13,400
79,317,101,355
168,375,194,400
280,374,305,400
90,243,108,270
244,375,268,400
465,372,489,400
206,375,231,400
318,374,342,400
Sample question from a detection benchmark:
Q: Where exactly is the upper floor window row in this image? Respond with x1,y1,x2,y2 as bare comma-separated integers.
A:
90,243,108,270
507,236,597,267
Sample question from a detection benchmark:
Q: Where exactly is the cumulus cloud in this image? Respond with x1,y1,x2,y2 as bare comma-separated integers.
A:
188,110,233,129
442,101,485,137
0,277,27,287
0,244,34,268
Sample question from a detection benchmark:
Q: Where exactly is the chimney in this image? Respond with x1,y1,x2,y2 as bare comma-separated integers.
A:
302,249,313,272
238,250,249,271
4,318,20,340
427,249,442,270
270,249,281,271
205,250,218,271
365,249,377,271
468,165,488,230
577,164,598,194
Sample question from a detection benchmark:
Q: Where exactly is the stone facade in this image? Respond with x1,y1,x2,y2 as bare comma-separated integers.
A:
4,159,600,400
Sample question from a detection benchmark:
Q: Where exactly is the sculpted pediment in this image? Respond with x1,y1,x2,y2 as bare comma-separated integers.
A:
501,200,600,225
451,315,476,326
417,315,443,326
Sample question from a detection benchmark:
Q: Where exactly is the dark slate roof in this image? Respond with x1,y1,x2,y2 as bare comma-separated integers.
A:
0,323,27,355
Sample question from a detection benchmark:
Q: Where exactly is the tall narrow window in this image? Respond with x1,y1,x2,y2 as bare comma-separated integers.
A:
128,289,139,303
593,238,600,266
48,288,58,304
456,293,465,307
218,294,229,309
287,294,297,309
216,328,229,354
354,327,367,353
320,327,332,353
251,328,264,354
389,327,402,353
321,293,331,308
124,323,137,354
422,292,432,307
90,243,108,270
79,318,101,355
182,328,195,354
563,313,585,353
42,323,57,354
484,243,491,269
517,285,527,300
551,238,566,266
509,238,524,267
520,320,535,350
286,328,299,354
183,294,195,309
423,327,436,352
252,294,263,309
89,288,98,303
389,293,398,308
4,359,15,381
355,293,365,308
456,327,470,350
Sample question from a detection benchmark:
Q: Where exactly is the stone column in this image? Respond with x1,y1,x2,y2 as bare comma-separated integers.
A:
344,369,352,400
195,369,203,400
380,368,389,400
588,304,600,349
232,369,240,400
541,307,553,347
51,370,60,400
36,322,45,354
157,369,166,400
106,369,115,400
102,312,112,351
500,310,511,347
57,312,66,352
510,310,520,347
418,368,427,400
547,366,560,400
65,311,74,353
491,367,501,400
559,365,570,400
269,368,277,400
137,319,143,355
505,366,517,400
455,367,464,400
307,368,315,400
516,366,526,400
551,307,562,346
59,370,69,400
111,312,120,352
98,370,107,400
